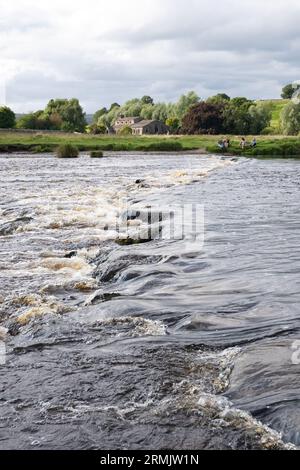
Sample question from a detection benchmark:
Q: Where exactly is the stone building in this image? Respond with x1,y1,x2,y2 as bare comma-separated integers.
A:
113,117,169,135
113,117,142,133
131,120,169,135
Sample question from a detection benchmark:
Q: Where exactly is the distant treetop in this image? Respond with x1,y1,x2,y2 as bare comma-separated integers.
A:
141,96,154,105
0,106,16,129
281,83,300,100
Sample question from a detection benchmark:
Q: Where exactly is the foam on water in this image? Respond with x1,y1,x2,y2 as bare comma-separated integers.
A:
197,394,296,450
99,316,168,338
12,294,73,326
1,152,299,449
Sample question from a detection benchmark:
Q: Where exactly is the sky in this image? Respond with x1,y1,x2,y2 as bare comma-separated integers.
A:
1,0,300,113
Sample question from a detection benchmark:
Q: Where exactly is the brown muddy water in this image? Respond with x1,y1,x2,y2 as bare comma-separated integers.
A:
0,152,299,450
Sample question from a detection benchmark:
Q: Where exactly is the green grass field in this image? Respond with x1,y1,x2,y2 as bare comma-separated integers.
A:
0,132,192,153
0,130,299,157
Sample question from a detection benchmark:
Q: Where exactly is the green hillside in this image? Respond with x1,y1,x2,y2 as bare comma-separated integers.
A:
258,99,289,130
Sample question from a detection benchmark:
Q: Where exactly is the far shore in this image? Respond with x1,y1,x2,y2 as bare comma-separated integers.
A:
0,130,299,157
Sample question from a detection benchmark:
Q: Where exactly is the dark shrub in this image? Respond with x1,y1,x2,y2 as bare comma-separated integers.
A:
117,126,133,136
90,150,104,158
181,102,224,135
56,144,79,158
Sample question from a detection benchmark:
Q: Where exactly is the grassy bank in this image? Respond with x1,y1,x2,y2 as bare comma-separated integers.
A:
207,137,300,157
0,132,189,153
0,131,299,156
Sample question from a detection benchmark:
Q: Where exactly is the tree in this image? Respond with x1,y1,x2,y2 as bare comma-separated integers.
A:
109,103,120,112
166,117,180,134
86,123,107,134
281,83,300,100
93,107,107,123
140,104,155,120
216,93,230,101
175,91,200,121
43,98,86,132
16,111,50,130
141,96,154,105
17,113,39,129
248,102,272,134
181,102,223,134
49,112,63,130
0,106,15,128
222,97,254,134
220,98,272,135
207,94,230,105
99,105,120,127
122,99,143,117
280,101,300,135
117,125,132,135
152,103,168,122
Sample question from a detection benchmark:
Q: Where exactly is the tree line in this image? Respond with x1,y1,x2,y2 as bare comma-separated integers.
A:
0,84,300,135
89,92,271,135
0,99,86,133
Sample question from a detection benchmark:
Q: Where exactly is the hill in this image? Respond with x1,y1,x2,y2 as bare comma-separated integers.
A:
257,99,289,130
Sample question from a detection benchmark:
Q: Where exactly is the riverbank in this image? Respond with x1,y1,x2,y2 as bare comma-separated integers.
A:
0,131,299,156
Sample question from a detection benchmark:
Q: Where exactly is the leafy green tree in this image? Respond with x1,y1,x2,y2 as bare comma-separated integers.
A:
93,107,107,123
222,97,253,134
181,102,223,134
216,93,230,101
248,102,272,134
16,113,39,129
140,104,155,120
231,97,252,108
87,123,107,134
98,105,120,127
0,106,15,128
43,98,86,132
220,98,271,135
281,83,300,100
48,112,63,130
280,101,300,135
166,117,180,134
175,91,200,121
141,96,154,105
123,99,143,117
117,125,133,135
16,111,50,130
166,102,177,119
152,103,168,122
109,102,120,112
207,94,230,105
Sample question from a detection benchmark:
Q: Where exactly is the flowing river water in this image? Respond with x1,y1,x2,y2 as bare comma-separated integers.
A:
0,151,299,450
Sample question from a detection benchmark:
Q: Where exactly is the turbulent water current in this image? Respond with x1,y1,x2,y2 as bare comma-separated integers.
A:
0,151,299,450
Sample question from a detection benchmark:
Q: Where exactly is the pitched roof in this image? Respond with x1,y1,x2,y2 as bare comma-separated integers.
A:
131,120,160,128
116,116,140,120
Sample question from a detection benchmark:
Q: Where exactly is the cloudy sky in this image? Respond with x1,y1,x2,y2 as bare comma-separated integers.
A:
1,0,300,113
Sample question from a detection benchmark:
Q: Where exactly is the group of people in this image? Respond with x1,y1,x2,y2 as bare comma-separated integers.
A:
240,137,257,149
217,137,257,151
217,138,231,150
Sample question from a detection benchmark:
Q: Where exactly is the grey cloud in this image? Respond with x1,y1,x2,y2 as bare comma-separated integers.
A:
3,0,300,112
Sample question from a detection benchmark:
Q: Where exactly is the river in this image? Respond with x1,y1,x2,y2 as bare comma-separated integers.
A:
0,152,299,450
